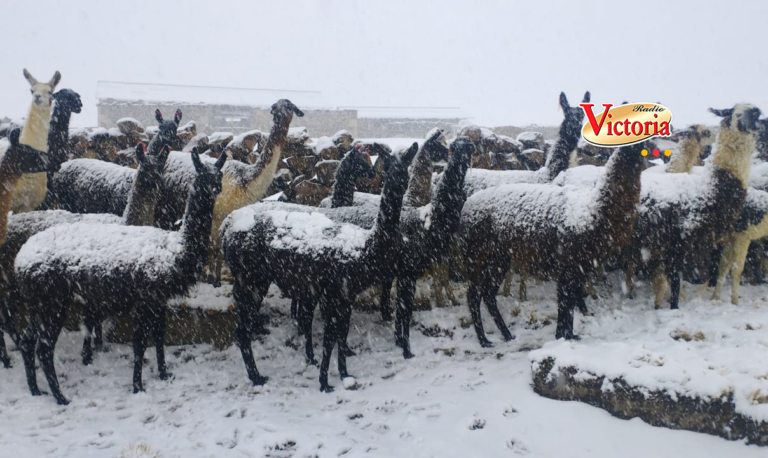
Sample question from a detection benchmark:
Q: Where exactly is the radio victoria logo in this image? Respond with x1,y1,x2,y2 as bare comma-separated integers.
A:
580,102,673,155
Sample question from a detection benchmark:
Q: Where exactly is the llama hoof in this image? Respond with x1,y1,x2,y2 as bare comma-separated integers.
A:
307,358,319,366
30,388,46,396
159,371,174,381
402,349,415,359
341,346,356,358
82,354,93,366
251,375,269,386
55,396,70,406
133,386,145,394
320,383,335,393
503,334,516,342
478,338,493,348
1,358,11,369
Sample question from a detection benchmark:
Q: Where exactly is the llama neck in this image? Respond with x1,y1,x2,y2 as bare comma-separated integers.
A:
667,138,701,173
0,165,22,248
242,114,292,199
19,104,51,152
712,127,755,187
404,148,433,207
122,162,161,226
593,146,644,245
331,160,358,207
425,157,467,256
544,122,579,181
363,177,407,269
177,183,217,278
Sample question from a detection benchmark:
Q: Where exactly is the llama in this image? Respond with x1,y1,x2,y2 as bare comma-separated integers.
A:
155,99,303,285
11,69,61,213
327,146,378,207
0,90,85,367
666,124,715,173
220,143,418,391
52,109,183,215
461,141,646,344
712,188,768,304
318,138,474,357
627,105,761,309
14,149,226,404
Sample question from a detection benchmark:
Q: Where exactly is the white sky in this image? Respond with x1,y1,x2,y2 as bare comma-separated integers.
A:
2,0,767,128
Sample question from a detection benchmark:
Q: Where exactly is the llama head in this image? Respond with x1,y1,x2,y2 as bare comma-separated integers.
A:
52,89,82,115
344,146,376,179
270,99,304,123
135,142,170,182
423,128,450,162
559,90,590,140
377,142,418,196
23,69,61,109
154,109,185,151
190,147,227,200
447,136,474,180
710,104,761,134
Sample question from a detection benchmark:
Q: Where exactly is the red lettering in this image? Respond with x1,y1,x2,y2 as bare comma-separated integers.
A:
580,103,613,136
659,122,670,136
631,121,643,136
613,121,623,136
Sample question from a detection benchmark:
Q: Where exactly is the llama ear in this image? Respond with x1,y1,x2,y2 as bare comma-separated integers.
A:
135,143,146,163
158,145,171,162
23,68,38,86
402,142,419,166
559,92,569,111
372,143,390,160
174,109,183,125
427,129,443,144
48,71,61,89
215,151,228,170
190,148,204,173
709,107,733,118
155,109,164,124
9,128,21,146
582,91,591,103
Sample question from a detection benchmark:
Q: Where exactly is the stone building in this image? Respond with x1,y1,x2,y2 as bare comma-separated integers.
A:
96,81,465,138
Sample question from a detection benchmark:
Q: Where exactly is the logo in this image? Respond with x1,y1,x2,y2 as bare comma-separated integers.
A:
580,102,673,147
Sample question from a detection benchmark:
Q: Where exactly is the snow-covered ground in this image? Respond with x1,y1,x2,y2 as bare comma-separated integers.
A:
1,274,766,457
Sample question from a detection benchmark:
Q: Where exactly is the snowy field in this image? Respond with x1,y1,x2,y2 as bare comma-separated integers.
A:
1,275,767,457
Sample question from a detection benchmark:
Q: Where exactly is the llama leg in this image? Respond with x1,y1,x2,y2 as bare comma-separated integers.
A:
38,324,68,405
519,268,528,302
482,288,514,341
467,283,492,348
713,241,732,301
395,276,416,359
501,265,513,297
297,298,317,365
81,313,96,366
730,236,750,305
555,272,579,340
379,274,395,322
318,308,337,393
625,258,636,299
652,266,667,309
94,321,105,352
709,243,724,288
0,332,10,368
132,311,150,394
432,263,447,307
152,308,171,380
337,299,354,379
20,323,42,396
444,270,460,307
668,267,681,310
290,298,298,320
233,284,268,386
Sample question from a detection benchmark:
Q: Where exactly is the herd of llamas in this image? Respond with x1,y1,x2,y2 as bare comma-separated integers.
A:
0,69,766,403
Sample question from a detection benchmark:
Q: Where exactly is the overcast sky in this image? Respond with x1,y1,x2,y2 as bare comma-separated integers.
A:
2,0,767,129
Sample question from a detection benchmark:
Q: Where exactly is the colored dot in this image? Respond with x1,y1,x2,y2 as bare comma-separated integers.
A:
641,149,648,156
664,149,671,156
653,149,660,156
